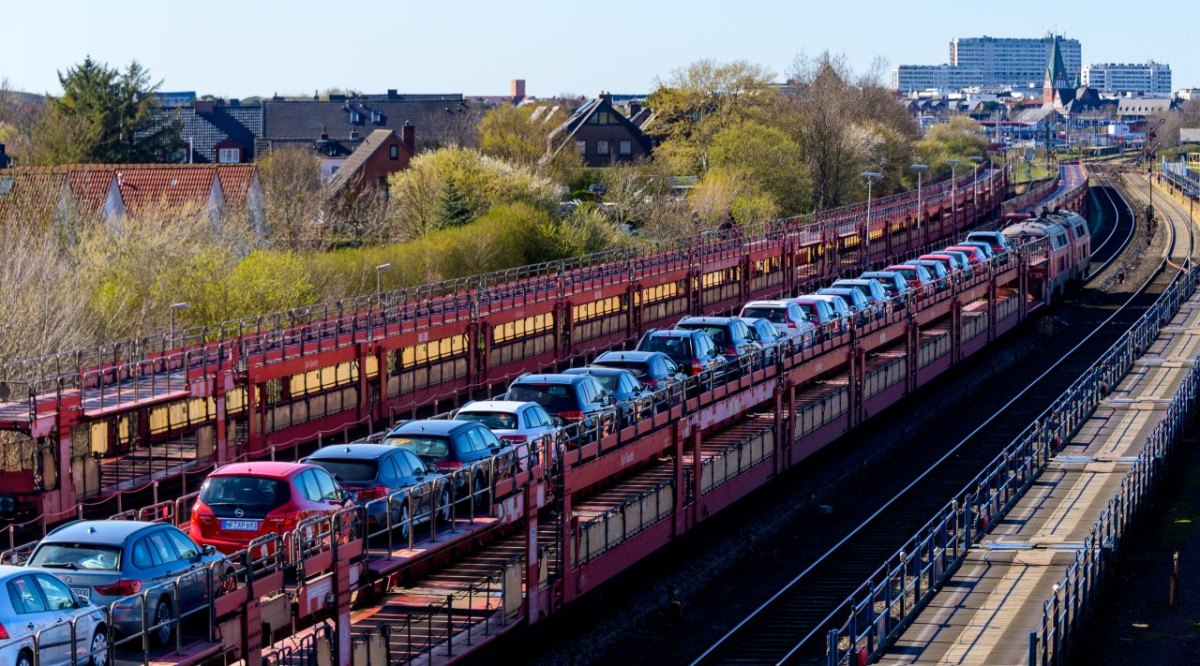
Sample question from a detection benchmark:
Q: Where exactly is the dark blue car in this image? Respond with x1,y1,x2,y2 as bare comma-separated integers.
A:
303,444,450,536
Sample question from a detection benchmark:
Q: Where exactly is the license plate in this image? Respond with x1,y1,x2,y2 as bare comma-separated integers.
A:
71,587,90,601
220,519,261,531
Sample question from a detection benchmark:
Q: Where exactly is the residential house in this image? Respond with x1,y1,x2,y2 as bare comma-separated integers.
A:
325,127,416,203
259,92,476,156
0,164,263,229
545,93,654,167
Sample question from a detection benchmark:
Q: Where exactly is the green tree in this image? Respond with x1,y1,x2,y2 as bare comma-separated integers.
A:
39,57,182,164
437,177,473,228
915,117,990,178
708,121,811,214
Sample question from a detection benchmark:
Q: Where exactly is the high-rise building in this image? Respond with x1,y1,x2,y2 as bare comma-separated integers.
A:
892,65,984,94
950,35,1081,89
1082,63,1172,95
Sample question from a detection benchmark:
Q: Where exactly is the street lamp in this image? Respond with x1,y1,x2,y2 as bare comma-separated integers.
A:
970,155,984,218
861,171,883,264
911,164,929,246
375,263,392,300
169,302,189,347
947,159,962,228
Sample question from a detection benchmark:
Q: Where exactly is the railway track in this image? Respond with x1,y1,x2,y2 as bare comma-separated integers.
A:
694,177,1181,665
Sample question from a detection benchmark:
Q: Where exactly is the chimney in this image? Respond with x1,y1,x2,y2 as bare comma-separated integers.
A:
349,129,360,141
600,91,613,107
511,79,526,100
402,122,415,153
195,100,215,114
387,89,398,100
628,101,642,116
320,125,329,141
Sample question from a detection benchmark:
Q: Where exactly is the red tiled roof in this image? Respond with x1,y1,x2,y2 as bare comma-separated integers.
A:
215,164,258,211
114,165,219,217
66,169,117,217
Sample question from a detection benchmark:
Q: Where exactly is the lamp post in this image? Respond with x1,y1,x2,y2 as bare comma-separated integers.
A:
947,159,962,229
169,302,189,347
970,155,984,219
911,163,929,247
861,171,882,265
375,263,392,301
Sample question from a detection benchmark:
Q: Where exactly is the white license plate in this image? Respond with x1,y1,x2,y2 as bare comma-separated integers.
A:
220,519,261,531
71,587,90,601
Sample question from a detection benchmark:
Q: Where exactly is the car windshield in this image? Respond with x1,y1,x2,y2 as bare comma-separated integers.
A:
640,336,692,360
200,476,291,511
29,543,121,571
384,435,452,461
308,459,378,483
455,411,518,429
742,307,786,323
681,326,729,346
504,385,578,413
796,304,818,320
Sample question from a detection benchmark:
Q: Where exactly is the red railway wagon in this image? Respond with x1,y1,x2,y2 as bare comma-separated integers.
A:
0,171,1008,525
0,169,1094,666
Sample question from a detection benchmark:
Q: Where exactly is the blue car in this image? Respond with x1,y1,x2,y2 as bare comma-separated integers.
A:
303,444,451,536
27,520,232,645
383,420,516,508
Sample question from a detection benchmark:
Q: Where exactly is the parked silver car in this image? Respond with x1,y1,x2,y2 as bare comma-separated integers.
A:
27,520,231,646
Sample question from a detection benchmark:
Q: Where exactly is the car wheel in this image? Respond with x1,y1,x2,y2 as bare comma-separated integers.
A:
473,474,491,512
397,502,410,541
152,597,175,646
16,649,32,666
89,625,110,666
438,489,452,523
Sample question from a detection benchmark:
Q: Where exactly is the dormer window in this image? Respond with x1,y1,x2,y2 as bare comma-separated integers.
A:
371,111,384,125
349,110,361,124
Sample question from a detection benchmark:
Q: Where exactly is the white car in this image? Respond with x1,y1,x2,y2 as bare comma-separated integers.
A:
0,565,108,666
452,400,562,464
738,300,817,347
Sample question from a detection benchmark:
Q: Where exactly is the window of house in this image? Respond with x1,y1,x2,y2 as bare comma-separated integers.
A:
218,147,241,163
619,141,632,156
596,141,610,155
575,140,587,154
389,144,399,160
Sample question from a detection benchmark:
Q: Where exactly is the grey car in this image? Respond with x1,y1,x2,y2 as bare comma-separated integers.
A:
26,521,231,645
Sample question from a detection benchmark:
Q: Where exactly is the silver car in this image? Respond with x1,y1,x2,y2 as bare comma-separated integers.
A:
26,521,231,646
0,564,107,666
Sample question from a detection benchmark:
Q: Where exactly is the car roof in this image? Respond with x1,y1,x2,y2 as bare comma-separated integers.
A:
861,271,901,277
510,373,591,385
595,351,661,363
819,287,858,294
43,519,161,545
646,328,705,338
307,443,401,460
564,366,631,378
457,400,531,413
677,316,736,326
832,279,872,285
211,461,313,478
743,300,792,308
388,419,471,436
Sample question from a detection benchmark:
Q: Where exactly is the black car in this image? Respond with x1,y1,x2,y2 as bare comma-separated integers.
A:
501,373,617,431
591,351,687,390
563,366,655,423
302,443,450,535
382,420,515,508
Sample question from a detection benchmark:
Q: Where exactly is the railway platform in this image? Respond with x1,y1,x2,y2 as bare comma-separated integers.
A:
877,288,1200,665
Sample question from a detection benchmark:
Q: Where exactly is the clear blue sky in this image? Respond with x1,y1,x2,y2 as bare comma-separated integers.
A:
4,0,1197,98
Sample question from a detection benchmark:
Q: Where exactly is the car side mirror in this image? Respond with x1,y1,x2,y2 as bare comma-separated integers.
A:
202,544,217,557
551,417,564,427
426,464,440,475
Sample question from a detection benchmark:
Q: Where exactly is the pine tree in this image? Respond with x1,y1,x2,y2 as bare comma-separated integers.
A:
437,177,473,228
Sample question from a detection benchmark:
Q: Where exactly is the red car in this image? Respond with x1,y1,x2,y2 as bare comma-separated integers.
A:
190,461,352,555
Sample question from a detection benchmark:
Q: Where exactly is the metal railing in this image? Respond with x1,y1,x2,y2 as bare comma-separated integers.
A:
822,263,1197,666
1030,364,1198,666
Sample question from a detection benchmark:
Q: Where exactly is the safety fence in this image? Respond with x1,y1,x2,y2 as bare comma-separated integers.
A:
823,263,1198,665
1030,365,1198,666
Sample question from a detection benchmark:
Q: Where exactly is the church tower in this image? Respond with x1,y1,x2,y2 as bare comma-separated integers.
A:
1042,36,1073,110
